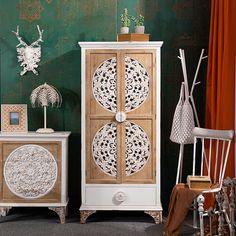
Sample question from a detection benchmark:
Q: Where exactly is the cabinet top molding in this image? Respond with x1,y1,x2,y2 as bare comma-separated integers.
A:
78,41,163,49
0,131,71,138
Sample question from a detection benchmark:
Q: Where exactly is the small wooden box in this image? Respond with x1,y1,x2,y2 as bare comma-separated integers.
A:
117,34,150,42
187,175,211,190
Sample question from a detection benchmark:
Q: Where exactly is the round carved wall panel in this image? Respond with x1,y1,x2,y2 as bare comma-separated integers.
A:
4,145,57,199
92,56,150,113
92,122,117,176
125,122,150,176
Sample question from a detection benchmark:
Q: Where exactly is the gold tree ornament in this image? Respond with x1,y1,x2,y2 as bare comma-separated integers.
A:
30,83,62,133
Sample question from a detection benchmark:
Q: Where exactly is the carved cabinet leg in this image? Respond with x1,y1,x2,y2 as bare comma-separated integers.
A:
80,210,96,224
48,207,66,224
0,207,12,217
144,211,162,224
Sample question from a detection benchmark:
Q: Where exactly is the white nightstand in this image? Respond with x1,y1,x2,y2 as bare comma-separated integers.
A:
0,131,70,224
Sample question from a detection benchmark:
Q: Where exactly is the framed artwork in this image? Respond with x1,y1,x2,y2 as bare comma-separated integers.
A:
1,104,28,133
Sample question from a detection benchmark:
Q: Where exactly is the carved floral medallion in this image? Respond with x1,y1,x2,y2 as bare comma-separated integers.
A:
92,121,150,176
92,56,150,113
92,122,117,176
4,144,57,199
125,122,150,176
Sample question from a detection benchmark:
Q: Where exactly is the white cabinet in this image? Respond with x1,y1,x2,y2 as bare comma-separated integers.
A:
79,42,163,224
0,132,70,223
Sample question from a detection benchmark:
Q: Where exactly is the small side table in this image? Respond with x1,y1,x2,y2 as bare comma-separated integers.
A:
0,131,70,224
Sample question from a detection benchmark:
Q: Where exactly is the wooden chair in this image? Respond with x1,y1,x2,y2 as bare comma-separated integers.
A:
191,127,234,235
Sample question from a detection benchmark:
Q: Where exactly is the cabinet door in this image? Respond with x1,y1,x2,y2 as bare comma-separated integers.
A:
121,50,156,183
0,142,61,203
86,50,121,184
86,49,156,184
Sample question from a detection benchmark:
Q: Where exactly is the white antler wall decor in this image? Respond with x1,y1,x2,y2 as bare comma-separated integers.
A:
12,25,43,76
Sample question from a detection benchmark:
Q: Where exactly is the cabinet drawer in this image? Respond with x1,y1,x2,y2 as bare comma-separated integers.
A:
85,186,157,206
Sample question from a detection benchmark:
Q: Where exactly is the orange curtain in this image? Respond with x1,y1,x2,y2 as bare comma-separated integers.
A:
205,0,236,178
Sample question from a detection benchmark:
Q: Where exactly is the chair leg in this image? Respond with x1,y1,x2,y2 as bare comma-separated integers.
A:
193,198,198,228
197,194,205,236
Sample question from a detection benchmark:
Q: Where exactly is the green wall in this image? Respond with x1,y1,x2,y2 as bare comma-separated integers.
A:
0,0,210,212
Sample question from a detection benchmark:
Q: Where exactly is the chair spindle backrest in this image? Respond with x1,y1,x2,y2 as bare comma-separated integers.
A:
192,127,234,188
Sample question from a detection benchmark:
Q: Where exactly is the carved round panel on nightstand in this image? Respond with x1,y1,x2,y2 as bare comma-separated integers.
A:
4,144,58,199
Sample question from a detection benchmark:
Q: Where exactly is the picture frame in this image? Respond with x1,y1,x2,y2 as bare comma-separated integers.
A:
1,104,28,133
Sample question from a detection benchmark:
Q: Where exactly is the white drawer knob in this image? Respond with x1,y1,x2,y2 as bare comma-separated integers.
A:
114,191,126,202
115,112,126,123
